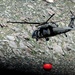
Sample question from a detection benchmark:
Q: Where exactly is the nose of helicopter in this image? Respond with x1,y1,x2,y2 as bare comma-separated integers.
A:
32,30,38,38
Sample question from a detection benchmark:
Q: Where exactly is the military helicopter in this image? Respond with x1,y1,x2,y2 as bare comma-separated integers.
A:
7,11,75,41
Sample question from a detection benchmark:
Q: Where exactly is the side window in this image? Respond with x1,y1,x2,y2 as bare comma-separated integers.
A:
43,28,50,35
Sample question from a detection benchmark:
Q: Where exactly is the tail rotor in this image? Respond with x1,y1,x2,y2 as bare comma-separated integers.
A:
68,10,75,28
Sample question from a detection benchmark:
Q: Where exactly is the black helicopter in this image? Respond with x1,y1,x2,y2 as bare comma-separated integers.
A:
7,11,75,41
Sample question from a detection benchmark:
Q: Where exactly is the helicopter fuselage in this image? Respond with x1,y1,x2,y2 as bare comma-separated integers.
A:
32,24,72,41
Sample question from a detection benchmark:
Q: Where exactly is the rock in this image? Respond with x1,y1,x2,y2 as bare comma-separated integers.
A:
52,43,64,55
71,0,75,3
26,25,33,33
45,0,54,3
0,51,4,57
11,27,20,32
23,32,30,40
12,49,21,56
8,41,17,49
19,40,26,49
27,5,34,9
6,35,15,41
46,8,55,15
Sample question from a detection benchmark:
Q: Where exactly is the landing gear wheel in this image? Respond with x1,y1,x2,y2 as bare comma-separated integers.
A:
45,38,49,41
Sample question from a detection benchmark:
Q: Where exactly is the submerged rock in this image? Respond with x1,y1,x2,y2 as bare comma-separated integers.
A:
45,0,54,3
0,51,4,57
71,0,75,3
8,41,17,49
52,43,64,55
6,36,15,41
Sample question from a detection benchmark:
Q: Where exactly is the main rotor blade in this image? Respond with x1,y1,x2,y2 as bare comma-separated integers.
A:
7,21,41,24
36,13,55,27
70,10,74,15
7,13,55,26
46,13,55,22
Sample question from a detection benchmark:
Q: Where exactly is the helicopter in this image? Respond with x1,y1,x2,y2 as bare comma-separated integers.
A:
7,11,75,41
